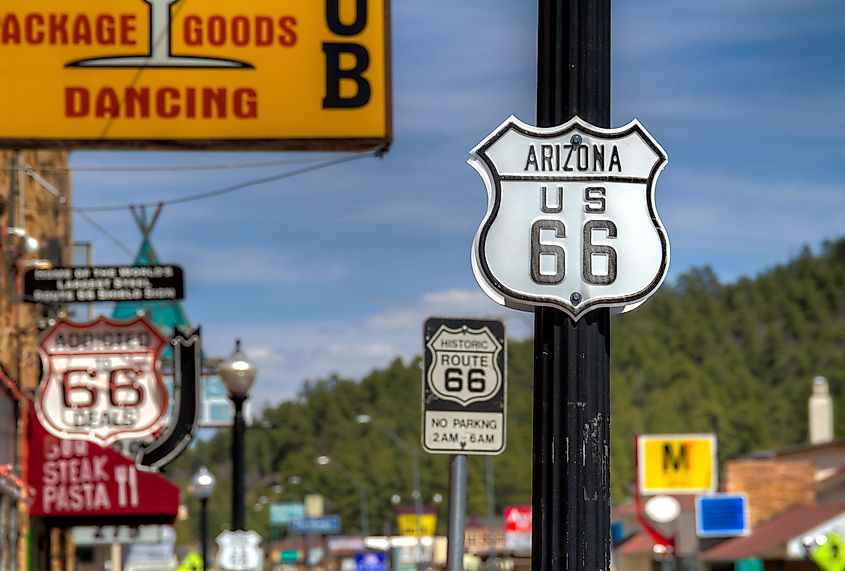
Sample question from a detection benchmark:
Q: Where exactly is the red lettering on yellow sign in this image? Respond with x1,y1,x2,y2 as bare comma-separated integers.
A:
0,13,137,46
65,86,259,120
182,14,297,47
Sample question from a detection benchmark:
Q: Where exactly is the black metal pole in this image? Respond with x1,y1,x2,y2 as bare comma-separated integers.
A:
231,394,247,531
532,1,611,570
200,497,209,571
304,533,312,571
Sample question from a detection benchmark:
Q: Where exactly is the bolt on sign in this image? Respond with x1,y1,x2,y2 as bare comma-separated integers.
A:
638,434,717,495
469,116,669,318
35,316,169,446
422,317,506,455
0,0,391,150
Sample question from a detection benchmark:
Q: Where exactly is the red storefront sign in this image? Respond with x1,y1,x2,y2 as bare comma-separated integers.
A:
28,412,179,522
504,506,532,552
505,506,532,533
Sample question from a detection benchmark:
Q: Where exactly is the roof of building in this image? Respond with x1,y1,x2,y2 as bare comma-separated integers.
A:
774,439,845,458
111,237,194,359
700,503,845,562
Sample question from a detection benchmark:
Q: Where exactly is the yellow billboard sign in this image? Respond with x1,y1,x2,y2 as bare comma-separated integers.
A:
638,434,717,494
0,0,391,149
397,513,437,537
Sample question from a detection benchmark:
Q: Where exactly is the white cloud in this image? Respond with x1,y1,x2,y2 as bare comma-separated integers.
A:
201,289,532,408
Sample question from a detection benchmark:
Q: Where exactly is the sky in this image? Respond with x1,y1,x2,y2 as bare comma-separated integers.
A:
67,0,845,407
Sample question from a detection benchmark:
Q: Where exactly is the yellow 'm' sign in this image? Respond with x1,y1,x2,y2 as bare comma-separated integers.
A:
638,434,717,494
0,0,391,149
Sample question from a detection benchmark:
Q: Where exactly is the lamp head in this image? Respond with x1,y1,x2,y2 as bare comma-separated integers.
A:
191,466,216,500
219,338,257,398
315,455,331,466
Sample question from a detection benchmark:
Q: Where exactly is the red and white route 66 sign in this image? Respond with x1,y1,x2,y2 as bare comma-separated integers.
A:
35,316,168,446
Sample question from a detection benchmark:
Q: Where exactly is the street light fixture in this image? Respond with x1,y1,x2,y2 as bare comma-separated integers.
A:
191,466,216,571
219,338,258,531
314,455,369,536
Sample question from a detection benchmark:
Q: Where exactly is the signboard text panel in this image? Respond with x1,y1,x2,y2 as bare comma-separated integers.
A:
0,0,391,149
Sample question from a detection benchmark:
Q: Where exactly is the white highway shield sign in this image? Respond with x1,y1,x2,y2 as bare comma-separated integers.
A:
216,530,262,571
35,316,168,446
422,317,506,455
469,116,669,319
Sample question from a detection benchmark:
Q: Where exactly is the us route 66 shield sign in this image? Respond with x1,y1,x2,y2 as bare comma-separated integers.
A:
469,116,669,319
35,316,168,446
426,323,502,406
422,317,506,455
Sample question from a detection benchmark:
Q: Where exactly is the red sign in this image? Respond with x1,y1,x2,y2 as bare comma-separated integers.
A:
35,316,168,445
28,411,179,521
504,506,532,533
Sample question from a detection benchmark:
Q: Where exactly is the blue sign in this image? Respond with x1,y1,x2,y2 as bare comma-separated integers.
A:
269,503,306,526
355,552,386,571
289,516,341,535
696,494,749,537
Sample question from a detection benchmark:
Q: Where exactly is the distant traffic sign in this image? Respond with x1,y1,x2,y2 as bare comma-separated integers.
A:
469,116,669,319
269,503,306,526
355,552,386,571
811,532,845,571
696,494,749,537
216,530,262,571
422,318,506,455
638,434,717,495
289,516,341,535
177,552,204,571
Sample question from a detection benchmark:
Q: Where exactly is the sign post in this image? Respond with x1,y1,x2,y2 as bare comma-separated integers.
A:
532,10,612,567
422,317,506,571
468,2,670,569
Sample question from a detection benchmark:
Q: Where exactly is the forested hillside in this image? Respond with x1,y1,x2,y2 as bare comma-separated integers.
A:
171,238,845,540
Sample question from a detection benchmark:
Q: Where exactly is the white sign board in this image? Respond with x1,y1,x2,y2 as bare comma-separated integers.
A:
469,116,669,318
216,530,262,571
73,525,171,546
422,318,506,455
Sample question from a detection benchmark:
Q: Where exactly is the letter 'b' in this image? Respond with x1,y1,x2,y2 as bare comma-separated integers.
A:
323,43,371,108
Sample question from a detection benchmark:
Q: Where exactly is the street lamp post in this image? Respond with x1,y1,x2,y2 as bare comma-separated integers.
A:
357,414,424,565
315,455,369,536
191,466,217,571
219,338,258,531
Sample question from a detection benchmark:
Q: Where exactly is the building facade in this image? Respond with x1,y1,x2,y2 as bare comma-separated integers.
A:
0,150,73,570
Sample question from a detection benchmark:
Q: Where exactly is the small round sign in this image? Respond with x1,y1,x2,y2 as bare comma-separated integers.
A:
644,495,681,523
